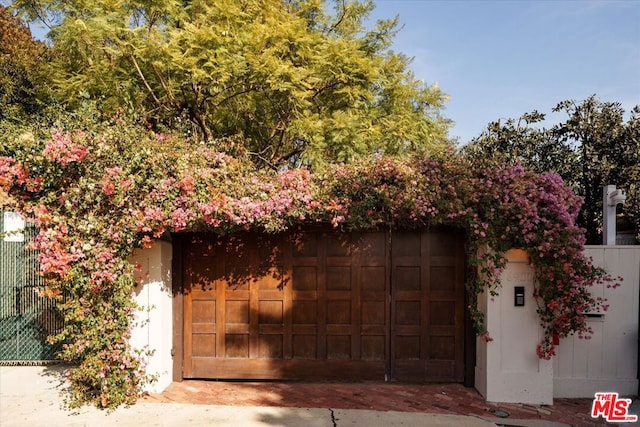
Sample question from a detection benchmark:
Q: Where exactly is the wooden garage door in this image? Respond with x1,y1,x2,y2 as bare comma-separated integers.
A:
390,231,465,382
178,228,465,382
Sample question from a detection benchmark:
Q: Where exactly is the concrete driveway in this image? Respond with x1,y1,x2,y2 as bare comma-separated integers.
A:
0,365,499,427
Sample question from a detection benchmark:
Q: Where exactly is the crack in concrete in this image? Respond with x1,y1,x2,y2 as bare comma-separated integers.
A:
329,408,338,427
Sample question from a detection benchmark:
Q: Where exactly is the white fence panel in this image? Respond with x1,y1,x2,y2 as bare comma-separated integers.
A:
553,246,640,398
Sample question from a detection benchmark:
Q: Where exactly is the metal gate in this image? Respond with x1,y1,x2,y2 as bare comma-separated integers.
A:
0,212,64,362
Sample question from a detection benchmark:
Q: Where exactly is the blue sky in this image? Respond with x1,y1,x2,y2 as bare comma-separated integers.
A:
368,0,640,144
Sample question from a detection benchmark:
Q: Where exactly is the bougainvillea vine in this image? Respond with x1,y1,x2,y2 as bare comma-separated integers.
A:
0,120,617,409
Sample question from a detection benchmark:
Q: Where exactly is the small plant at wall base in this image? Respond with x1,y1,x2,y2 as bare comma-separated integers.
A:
0,120,617,409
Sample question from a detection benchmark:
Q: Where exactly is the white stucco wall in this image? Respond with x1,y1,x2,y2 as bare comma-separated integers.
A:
129,240,173,393
475,249,553,405
553,246,640,398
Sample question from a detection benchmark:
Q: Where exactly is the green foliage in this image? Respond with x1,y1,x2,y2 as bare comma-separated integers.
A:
464,96,640,244
623,108,640,240
11,0,451,167
1,114,615,408
553,97,640,244
462,111,578,179
0,5,51,121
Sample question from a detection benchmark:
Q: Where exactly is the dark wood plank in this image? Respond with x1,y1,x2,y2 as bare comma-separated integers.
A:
390,230,466,382
181,228,466,383
191,358,385,380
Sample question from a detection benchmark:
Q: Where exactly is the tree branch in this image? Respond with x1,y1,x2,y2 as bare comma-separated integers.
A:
277,147,304,165
248,151,279,171
213,84,257,108
312,80,341,100
328,0,347,33
188,82,213,142
129,54,169,111
151,63,176,106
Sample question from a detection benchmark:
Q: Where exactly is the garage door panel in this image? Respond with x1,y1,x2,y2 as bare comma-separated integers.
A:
259,335,283,358
393,361,423,379
393,290,421,301
256,291,283,301
292,334,316,358
256,268,286,289
326,325,352,335
360,267,386,291
430,266,457,291
191,300,215,324
360,290,386,301
326,335,351,359
429,336,455,360
425,360,457,381
326,290,352,300
292,300,317,323
361,335,386,360
224,290,249,300
225,324,249,334
291,291,317,300
361,324,386,335
395,301,421,325
225,334,249,358
292,324,316,335
429,233,458,255
292,266,317,290
429,301,455,325
428,325,457,336
225,300,249,323
192,334,216,357
183,230,385,380
182,229,464,383
185,257,216,294
326,258,353,267
357,233,386,258
394,324,421,335
293,233,318,257
430,259,458,270
258,324,284,334
326,266,351,290
361,301,385,324
326,233,352,257
192,323,215,334
191,358,279,379
327,300,351,324
186,270,216,291
221,274,249,289
191,358,385,380
394,336,421,359
392,232,421,257
256,239,283,262
223,255,251,287
258,300,283,324
390,230,465,382
189,286,216,298
394,266,421,291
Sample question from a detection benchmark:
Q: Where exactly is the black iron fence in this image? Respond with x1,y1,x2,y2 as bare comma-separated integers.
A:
0,212,64,362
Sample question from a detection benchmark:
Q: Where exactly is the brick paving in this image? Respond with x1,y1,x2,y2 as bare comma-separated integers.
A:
143,381,618,426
